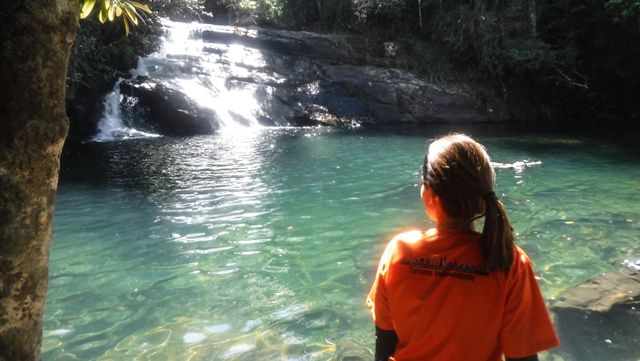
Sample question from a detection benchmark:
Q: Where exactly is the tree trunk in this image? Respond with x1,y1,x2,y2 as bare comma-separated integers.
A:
0,1,77,360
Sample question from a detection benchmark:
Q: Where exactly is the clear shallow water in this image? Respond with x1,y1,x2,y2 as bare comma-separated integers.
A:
45,127,640,360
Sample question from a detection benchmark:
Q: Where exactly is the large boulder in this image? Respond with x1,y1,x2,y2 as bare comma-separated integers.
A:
119,78,218,136
552,263,640,361
321,65,483,124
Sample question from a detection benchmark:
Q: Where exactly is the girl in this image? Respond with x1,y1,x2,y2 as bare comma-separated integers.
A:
367,134,559,361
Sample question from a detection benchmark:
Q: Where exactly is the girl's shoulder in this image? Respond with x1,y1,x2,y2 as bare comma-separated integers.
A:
389,228,483,249
507,245,536,281
378,230,425,265
391,229,426,245
512,245,533,267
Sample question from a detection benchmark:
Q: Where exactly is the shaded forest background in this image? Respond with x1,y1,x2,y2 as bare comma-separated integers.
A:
67,0,640,138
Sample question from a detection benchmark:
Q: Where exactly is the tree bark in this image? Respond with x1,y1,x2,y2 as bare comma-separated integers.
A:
0,1,77,360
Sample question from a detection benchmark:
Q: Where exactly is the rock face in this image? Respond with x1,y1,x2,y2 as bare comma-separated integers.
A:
552,264,640,361
113,21,487,136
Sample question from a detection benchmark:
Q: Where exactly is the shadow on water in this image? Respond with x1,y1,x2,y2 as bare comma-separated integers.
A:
360,123,640,152
60,126,640,193
60,137,185,189
554,304,640,361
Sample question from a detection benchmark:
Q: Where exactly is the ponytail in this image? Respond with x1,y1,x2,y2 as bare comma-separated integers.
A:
481,192,514,272
423,134,516,273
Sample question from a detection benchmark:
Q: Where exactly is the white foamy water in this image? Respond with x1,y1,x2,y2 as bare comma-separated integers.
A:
93,77,160,142
140,20,268,130
93,20,273,141
144,20,271,132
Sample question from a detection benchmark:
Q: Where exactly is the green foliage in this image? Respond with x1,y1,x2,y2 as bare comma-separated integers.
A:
340,0,638,123
67,16,161,95
353,0,406,25
208,0,354,29
365,0,404,18
256,0,285,23
66,8,163,138
79,0,152,35
394,33,456,81
605,0,640,19
218,0,285,25
151,0,205,21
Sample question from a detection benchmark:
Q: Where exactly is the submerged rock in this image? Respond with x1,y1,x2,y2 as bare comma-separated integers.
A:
552,265,640,361
332,339,372,361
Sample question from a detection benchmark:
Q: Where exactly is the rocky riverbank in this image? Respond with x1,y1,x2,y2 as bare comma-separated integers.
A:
87,21,495,138
552,262,640,361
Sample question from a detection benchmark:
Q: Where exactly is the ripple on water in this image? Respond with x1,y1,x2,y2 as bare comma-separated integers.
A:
46,130,640,361
222,343,257,359
183,332,207,344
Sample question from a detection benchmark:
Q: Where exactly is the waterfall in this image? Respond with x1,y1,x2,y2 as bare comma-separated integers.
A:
139,20,265,130
93,63,159,142
93,19,271,141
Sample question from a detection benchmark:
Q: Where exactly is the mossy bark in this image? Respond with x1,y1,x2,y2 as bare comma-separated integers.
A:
0,1,77,360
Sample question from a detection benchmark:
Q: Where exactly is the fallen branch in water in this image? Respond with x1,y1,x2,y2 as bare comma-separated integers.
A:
553,65,589,89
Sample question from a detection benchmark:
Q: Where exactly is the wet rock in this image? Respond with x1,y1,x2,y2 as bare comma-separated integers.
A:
322,65,482,124
120,79,219,136
553,265,640,312
552,265,640,361
201,26,364,65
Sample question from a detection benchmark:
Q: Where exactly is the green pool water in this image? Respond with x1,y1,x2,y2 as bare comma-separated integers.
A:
44,127,640,360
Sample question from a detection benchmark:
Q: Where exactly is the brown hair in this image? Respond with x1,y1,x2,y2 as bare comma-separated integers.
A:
422,134,514,272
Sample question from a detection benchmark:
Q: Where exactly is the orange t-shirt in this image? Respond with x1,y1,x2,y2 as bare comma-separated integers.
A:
367,228,559,361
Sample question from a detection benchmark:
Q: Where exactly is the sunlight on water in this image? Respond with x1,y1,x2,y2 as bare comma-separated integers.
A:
162,20,203,58
46,128,640,360
147,20,267,129
226,43,267,68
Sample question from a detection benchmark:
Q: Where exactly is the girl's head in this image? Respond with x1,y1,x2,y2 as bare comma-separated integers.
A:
421,134,514,272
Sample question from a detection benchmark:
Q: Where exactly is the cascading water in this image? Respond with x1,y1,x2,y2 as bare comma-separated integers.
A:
142,20,267,129
94,20,271,141
93,76,160,141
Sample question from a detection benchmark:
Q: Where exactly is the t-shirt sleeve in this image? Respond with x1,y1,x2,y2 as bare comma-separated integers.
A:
500,247,560,357
366,240,395,331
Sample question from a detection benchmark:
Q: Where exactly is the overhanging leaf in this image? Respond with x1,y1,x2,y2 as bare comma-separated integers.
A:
99,0,108,23
128,1,152,13
99,5,107,23
123,5,139,26
123,15,131,35
108,5,116,21
80,0,97,19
